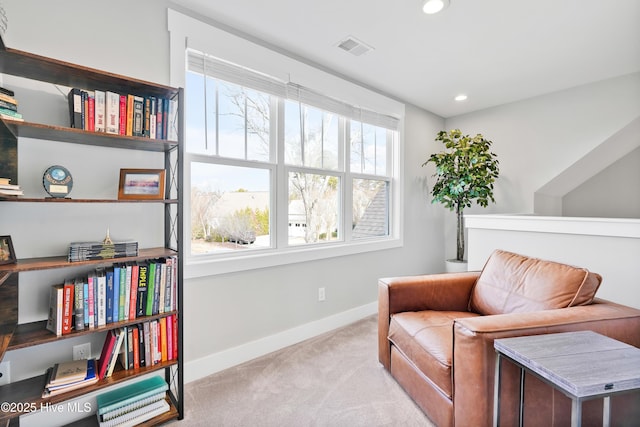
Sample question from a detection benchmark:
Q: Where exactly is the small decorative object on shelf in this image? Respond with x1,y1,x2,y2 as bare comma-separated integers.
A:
118,168,165,200
0,234,16,264
43,165,73,198
103,227,113,245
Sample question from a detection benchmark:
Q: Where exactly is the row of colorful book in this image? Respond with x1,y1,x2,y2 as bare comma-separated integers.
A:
46,256,178,336
97,315,178,381
96,376,169,427
42,358,98,398
68,240,139,262
0,85,23,122
67,88,178,140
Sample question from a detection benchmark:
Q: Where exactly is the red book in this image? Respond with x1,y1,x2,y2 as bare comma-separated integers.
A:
97,330,118,379
62,281,75,334
129,263,139,320
173,315,178,361
166,314,173,361
87,93,95,132
132,326,140,369
119,95,126,135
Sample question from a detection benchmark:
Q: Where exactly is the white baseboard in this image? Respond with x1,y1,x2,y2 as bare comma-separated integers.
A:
184,301,377,383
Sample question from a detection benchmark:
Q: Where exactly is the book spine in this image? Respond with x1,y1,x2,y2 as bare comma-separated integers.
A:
126,94,134,136
87,91,95,132
143,97,151,138
155,98,164,140
83,282,89,328
129,264,139,320
137,323,146,367
143,322,151,368
106,268,115,324
87,275,95,329
62,282,75,335
46,285,63,336
112,266,119,323
94,90,106,132
132,326,140,369
166,314,173,361
132,96,144,137
120,265,131,320
81,90,88,130
74,279,85,331
97,271,107,327
119,95,127,136
136,263,148,317
68,88,82,129
145,262,156,317
105,91,120,134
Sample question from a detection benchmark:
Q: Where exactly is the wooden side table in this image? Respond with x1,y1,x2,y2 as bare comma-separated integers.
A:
493,331,640,427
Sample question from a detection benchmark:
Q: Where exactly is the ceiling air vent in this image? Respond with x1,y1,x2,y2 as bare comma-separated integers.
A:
337,35,374,56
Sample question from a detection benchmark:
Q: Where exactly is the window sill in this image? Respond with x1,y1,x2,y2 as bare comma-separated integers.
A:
184,237,402,278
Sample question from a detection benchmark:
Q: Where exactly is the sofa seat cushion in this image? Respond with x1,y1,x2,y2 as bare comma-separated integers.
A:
388,310,480,398
469,249,602,315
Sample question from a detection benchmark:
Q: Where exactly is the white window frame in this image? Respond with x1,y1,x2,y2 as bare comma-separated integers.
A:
168,9,405,278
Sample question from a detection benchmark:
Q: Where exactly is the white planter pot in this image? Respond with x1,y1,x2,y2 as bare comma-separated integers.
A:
445,259,468,273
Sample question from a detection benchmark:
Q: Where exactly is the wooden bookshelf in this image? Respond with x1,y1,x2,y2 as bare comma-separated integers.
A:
0,33,184,426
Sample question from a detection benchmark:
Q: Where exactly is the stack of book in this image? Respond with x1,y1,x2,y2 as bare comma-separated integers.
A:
0,177,23,197
42,358,98,398
0,86,23,122
96,376,169,427
68,241,138,262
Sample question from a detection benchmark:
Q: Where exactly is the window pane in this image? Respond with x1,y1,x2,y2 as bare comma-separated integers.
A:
352,179,388,239
245,88,270,162
350,121,363,173
191,162,270,254
185,70,207,154
350,121,390,176
218,81,247,159
285,103,339,170
288,172,340,245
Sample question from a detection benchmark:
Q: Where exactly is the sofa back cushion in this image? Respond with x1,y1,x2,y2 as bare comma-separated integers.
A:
469,250,602,315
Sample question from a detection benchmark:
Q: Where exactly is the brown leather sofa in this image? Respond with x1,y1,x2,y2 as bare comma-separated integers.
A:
378,249,640,426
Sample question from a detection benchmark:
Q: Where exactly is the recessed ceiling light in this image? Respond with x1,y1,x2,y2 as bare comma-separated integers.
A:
423,0,450,14
454,94,468,102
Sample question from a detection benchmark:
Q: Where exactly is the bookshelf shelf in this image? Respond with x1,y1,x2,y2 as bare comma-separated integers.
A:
0,34,184,426
0,119,178,152
0,197,179,203
0,360,178,423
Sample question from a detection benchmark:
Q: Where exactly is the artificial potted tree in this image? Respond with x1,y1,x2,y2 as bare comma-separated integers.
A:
423,129,499,271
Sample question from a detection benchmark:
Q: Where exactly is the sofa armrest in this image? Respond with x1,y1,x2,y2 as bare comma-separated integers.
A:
378,271,479,369
452,299,640,427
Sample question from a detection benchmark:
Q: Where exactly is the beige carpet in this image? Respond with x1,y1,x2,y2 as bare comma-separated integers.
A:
175,315,433,426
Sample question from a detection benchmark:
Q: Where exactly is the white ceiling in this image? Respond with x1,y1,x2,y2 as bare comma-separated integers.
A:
171,0,640,118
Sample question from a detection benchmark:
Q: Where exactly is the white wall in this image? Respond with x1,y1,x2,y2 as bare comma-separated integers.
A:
563,146,640,218
445,72,640,215
0,4,445,424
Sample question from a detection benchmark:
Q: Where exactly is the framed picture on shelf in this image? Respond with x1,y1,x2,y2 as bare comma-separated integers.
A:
0,235,16,265
118,169,166,200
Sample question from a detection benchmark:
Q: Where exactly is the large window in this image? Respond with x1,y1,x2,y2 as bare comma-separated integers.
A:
184,48,399,262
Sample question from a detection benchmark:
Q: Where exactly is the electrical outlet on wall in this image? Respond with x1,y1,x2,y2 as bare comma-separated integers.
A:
318,287,326,301
73,343,91,360
0,361,10,386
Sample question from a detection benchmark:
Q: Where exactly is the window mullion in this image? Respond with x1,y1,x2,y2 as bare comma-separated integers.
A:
276,99,289,248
